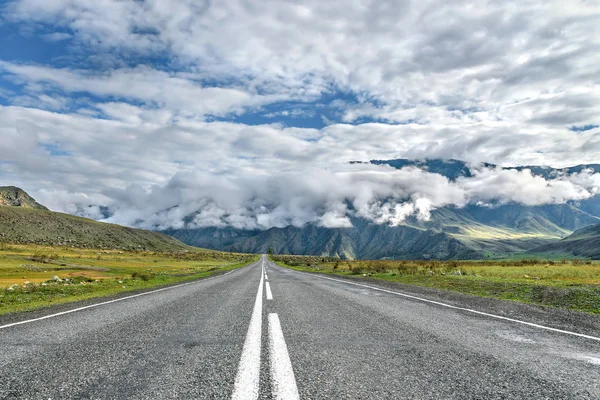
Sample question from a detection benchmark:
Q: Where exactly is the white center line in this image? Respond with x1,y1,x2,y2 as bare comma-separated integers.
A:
266,281,273,300
231,262,264,399
265,274,268,280
268,313,300,400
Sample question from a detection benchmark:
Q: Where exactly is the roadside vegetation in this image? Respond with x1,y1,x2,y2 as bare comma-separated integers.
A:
0,243,257,316
270,255,600,314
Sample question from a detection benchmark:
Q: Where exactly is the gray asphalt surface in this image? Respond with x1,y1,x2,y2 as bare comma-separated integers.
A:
1,255,599,399
0,262,262,399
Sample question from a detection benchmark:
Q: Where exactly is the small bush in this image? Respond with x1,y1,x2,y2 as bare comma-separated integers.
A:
131,272,152,281
349,264,366,275
30,251,59,263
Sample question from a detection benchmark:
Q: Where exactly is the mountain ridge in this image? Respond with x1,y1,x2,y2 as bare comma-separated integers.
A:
162,159,600,259
529,223,600,259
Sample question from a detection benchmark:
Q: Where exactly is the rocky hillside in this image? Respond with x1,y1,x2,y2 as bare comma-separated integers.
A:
0,186,48,210
0,188,188,251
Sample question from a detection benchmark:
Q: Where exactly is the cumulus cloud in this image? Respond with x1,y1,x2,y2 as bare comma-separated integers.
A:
32,189,112,220
73,165,600,230
40,32,71,42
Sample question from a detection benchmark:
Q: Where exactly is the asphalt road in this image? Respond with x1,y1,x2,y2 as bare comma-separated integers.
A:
1,255,599,399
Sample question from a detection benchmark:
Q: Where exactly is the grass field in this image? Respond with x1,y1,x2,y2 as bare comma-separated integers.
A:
0,243,257,316
270,255,600,314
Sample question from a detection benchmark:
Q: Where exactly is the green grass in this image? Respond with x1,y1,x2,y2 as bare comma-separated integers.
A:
0,243,258,315
270,255,600,314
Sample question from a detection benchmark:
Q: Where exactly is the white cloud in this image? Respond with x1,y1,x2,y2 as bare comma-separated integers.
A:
0,62,294,118
40,32,71,42
0,118,39,160
32,189,112,220
11,93,68,111
93,163,600,230
96,102,173,125
456,167,594,206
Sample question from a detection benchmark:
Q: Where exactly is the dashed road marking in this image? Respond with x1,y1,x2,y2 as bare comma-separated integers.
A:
268,313,300,400
266,281,273,300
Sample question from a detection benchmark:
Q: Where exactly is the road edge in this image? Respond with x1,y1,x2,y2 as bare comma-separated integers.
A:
271,261,600,339
0,260,257,327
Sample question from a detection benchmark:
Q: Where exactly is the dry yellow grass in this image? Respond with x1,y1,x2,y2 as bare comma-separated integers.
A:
0,243,257,315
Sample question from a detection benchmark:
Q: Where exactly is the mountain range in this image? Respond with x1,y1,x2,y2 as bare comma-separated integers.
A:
5,157,600,259
162,159,600,259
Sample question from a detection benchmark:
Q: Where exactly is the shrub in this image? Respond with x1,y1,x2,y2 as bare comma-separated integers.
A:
349,264,367,275
396,263,417,275
131,272,152,281
30,251,59,263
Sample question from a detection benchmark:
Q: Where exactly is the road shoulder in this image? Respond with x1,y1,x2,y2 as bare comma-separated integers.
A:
0,265,249,327
274,264,600,338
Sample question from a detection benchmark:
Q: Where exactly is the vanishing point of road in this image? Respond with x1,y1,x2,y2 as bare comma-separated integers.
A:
1,255,599,399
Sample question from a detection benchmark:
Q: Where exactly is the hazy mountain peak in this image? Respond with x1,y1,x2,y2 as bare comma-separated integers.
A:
371,158,600,181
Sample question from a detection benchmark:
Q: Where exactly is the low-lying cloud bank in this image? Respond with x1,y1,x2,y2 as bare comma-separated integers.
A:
34,164,600,230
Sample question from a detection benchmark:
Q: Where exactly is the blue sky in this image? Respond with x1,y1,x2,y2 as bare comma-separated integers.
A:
0,23,71,64
1,0,600,229
0,13,379,130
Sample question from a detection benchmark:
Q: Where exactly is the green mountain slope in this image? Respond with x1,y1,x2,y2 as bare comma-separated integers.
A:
0,206,188,251
529,223,600,259
163,201,600,260
463,204,599,236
